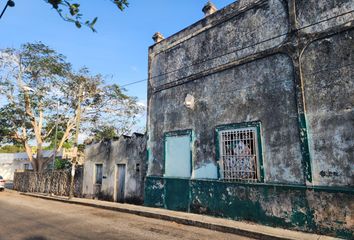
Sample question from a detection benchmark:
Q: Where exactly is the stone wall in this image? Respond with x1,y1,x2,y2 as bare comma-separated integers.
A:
13,168,83,197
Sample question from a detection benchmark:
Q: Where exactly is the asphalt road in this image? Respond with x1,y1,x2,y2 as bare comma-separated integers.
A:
0,191,253,240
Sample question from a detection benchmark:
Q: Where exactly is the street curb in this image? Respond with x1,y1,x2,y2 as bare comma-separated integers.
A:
20,192,336,240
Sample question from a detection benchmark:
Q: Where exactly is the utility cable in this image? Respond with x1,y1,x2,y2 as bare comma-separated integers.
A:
120,10,354,88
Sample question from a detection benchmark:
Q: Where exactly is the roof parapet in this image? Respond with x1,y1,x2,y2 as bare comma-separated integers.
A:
202,1,217,17
152,32,164,43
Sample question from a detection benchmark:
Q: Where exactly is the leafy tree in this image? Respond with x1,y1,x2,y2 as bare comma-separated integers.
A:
54,157,72,170
91,125,118,141
45,0,129,31
43,122,74,150
0,144,25,153
0,42,144,171
0,43,69,171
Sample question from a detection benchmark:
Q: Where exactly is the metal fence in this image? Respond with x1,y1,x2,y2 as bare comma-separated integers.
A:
13,168,83,197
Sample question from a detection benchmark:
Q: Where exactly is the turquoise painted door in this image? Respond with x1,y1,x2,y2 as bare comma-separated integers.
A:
164,132,192,211
164,134,191,178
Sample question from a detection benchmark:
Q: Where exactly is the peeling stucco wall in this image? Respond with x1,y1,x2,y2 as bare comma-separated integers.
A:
145,177,354,238
83,134,147,204
149,54,303,184
296,0,354,34
146,0,354,237
150,0,289,90
192,163,218,179
301,30,354,186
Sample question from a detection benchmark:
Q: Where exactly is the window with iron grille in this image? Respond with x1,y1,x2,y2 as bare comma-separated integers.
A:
218,125,262,182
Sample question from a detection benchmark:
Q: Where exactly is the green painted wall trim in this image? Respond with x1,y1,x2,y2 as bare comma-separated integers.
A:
146,176,354,194
299,113,313,183
215,121,265,183
146,148,150,164
164,129,193,138
214,127,221,179
144,177,164,208
144,176,353,239
164,178,190,211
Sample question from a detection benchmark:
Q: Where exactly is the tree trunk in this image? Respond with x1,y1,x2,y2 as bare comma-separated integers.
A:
69,84,83,199
32,158,39,172
36,144,45,172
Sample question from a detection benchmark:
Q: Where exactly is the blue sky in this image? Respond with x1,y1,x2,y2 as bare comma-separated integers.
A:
0,0,235,100
0,0,235,134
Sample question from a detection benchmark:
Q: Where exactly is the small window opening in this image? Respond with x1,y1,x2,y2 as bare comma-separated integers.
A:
24,163,30,170
95,164,103,185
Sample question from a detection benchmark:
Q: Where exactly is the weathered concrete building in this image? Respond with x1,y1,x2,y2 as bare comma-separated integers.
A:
145,0,354,238
83,134,147,204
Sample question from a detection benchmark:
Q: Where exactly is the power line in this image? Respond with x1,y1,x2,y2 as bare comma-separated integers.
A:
120,10,354,88
120,7,287,88
121,79,147,87
121,14,281,87
121,2,284,88
153,11,354,86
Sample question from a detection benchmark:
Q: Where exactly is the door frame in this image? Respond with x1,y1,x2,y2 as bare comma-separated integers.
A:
163,129,193,178
114,163,126,202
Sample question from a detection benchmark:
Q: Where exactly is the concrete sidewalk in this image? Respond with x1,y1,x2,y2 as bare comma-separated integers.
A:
20,191,339,240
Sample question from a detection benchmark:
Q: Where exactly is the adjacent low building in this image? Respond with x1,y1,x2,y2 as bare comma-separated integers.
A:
0,153,33,180
82,134,147,204
0,150,66,180
144,0,354,238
